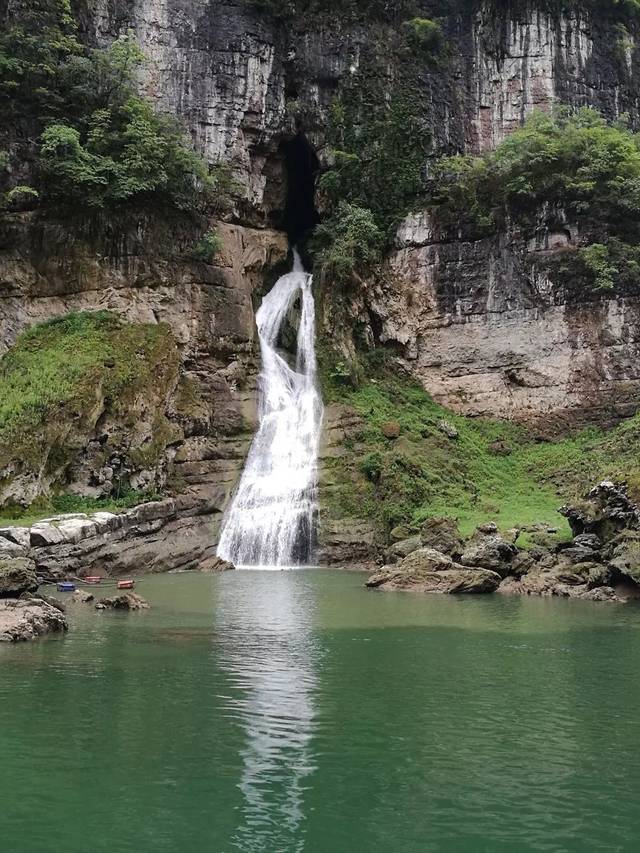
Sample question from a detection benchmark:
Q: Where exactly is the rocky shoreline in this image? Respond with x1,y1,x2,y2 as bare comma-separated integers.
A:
0,496,225,583
367,482,640,603
0,557,68,642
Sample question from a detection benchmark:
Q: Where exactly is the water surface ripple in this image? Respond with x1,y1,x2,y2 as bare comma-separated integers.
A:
1,570,639,853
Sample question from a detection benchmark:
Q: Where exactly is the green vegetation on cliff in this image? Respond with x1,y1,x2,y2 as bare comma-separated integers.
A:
0,311,179,498
0,1,233,217
431,108,640,289
319,351,640,541
310,11,442,279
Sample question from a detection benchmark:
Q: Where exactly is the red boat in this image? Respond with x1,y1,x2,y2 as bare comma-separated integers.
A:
117,579,135,590
84,576,102,585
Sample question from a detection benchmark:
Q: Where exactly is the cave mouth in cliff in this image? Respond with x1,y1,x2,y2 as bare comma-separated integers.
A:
280,132,320,248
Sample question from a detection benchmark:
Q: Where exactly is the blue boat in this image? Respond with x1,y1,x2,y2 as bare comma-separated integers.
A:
56,582,76,592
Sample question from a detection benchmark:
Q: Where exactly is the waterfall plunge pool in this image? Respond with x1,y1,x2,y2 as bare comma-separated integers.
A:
2,569,640,853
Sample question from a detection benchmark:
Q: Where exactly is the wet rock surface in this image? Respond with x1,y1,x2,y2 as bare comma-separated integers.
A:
419,517,465,559
97,592,150,611
199,556,235,573
0,498,226,582
72,589,94,604
0,557,38,598
0,597,68,642
367,547,502,595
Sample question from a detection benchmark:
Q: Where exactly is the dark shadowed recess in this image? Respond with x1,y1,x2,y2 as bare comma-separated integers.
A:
280,131,320,252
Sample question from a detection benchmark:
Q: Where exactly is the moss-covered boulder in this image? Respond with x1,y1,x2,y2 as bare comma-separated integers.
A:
420,517,464,558
0,311,183,507
366,547,501,594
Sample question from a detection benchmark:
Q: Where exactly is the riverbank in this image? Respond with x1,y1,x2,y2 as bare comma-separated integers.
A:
365,483,640,603
0,496,222,582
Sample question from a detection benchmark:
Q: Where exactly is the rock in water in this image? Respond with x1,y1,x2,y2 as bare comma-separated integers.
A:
199,556,235,572
72,589,94,604
0,598,68,642
0,557,38,598
368,567,501,594
367,547,501,594
97,593,150,611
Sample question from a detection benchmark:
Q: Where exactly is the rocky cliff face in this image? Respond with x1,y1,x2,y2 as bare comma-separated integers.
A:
0,213,287,522
78,1,640,218
365,212,640,431
4,0,640,556
75,0,640,430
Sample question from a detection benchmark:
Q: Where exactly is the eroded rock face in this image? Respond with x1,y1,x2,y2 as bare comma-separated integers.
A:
419,517,465,559
0,219,287,516
0,598,68,642
80,2,640,218
560,482,640,539
0,557,37,598
363,213,640,430
460,528,518,578
1,498,226,581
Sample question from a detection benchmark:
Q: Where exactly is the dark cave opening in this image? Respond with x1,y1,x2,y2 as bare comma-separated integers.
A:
280,131,320,250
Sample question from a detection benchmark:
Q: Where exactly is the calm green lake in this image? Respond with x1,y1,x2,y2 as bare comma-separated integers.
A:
1,570,639,853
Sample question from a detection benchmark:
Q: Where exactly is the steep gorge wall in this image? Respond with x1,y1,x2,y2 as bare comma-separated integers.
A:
74,0,640,429
78,1,640,217
4,0,640,535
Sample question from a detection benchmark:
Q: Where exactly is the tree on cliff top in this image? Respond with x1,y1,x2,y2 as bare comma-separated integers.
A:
0,2,234,218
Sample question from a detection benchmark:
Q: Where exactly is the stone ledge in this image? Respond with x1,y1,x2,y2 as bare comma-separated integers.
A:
0,497,222,580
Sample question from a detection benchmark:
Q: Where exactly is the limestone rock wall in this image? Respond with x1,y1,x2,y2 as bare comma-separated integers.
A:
0,214,287,512
4,0,640,548
367,212,640,430
77,1,640,220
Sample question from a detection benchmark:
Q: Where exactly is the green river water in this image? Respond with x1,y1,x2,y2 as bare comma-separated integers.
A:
1,569,639,853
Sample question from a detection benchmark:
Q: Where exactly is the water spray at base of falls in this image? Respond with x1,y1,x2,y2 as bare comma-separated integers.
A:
216,251,324,568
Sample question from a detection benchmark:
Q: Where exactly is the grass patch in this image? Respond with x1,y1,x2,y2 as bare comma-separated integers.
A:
0,489,160,528
320,350,640,541
0,310,179,491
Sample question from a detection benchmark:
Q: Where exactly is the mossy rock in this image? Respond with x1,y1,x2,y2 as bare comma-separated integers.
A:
0,311,181,506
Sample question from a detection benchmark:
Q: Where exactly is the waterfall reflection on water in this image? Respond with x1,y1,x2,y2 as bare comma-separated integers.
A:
214,572,320,852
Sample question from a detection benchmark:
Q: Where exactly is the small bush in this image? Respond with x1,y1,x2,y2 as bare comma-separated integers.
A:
580,243,618,289
1,5,234,219
402,18,445,55
312,202,384,283
191,230,223,262
360,451,384,483
430,107,640,290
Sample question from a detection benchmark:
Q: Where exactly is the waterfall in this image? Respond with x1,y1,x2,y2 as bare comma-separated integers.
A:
217,251,324,568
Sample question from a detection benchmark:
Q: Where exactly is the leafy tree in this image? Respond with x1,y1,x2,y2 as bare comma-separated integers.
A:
432,108,640,234
0,3,234,218
0,0,80,120
430,108,640,290
312,202,384,283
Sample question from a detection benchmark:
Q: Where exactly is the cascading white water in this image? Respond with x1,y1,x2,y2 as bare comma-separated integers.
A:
217,251,323,568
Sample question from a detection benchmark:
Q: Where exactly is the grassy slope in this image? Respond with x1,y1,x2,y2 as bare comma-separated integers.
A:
0,311,178,519
320,356,640,541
